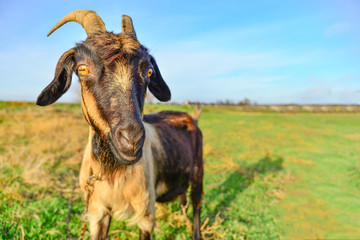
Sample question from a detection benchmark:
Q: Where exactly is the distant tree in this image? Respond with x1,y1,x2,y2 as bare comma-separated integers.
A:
238,98,251,106
225,99,234,105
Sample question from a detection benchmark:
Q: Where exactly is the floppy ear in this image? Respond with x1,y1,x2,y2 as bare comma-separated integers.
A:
149,56,171,102
36,48,76,106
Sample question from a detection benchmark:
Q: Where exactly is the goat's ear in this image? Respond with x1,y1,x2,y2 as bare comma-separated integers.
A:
36,48,76,106
149,56,171,102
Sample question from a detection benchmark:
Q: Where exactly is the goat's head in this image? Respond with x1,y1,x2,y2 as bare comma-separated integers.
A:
36,10,171,165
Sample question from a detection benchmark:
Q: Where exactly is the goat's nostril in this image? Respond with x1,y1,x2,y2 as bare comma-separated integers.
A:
133,134,145,152
115,128,145,154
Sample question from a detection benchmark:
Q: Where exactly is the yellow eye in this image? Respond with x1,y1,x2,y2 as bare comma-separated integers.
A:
147,68,153,77
78,65,89,75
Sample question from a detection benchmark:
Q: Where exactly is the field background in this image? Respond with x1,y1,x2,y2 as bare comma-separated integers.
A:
1,102,360,239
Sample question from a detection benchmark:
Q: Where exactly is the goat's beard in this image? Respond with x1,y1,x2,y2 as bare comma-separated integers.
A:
92,132,126,177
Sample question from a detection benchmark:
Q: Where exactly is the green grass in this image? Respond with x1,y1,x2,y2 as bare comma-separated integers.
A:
1,102,360,239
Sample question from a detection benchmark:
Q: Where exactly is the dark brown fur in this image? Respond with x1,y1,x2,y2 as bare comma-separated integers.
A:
144,111,203,201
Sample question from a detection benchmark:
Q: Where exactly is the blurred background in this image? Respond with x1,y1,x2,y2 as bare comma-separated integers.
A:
1,0,359,105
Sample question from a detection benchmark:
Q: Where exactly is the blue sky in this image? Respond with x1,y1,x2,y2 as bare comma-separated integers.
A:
0,0,359,104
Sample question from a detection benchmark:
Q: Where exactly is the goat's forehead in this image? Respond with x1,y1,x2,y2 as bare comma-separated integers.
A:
82,32,146,61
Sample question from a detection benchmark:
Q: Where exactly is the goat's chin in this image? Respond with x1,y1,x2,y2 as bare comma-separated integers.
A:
115,149,142,165
107,134,142,166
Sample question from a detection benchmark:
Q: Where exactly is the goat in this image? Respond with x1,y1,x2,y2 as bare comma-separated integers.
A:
36,9,203,240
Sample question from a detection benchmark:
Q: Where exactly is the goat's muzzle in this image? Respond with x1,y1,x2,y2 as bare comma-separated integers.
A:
107,122,145,165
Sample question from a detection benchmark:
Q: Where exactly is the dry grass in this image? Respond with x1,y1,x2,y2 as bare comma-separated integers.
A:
155,201,225,239
346,133,360,141
0,106,87,200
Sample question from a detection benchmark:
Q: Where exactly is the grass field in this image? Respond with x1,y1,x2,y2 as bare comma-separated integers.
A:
1,102,359,239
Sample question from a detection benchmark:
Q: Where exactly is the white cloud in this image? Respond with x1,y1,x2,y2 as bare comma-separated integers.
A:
286,75,360,104
151,40,304,102
156,46,299,80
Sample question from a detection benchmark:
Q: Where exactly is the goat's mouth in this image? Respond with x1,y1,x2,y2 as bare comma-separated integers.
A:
107,133,143,165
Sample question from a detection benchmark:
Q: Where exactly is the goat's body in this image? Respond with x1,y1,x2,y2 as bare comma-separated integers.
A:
79,111,203,239
145,111,203,203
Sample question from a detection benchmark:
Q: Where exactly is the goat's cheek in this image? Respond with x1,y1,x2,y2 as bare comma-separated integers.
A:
81,97,91,125
81,90,110,135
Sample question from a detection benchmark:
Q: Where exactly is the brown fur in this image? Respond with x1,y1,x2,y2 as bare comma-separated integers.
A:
157,111,197,131
84,32,141,65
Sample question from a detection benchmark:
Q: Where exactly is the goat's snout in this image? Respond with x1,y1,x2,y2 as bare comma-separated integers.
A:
108,120,145,164
116,125,145,154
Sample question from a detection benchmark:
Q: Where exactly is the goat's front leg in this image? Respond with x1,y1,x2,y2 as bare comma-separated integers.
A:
88,209,112,240
139,229,152,240
137,210,155,240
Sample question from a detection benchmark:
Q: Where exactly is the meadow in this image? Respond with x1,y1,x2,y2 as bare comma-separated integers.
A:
1,101,359,239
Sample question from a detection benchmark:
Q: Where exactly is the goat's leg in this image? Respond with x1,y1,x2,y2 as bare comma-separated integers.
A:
137,215,154,240
180,192,187,209
88,212,112,240
139,229,152,240
191,154,204,240
137,210,155,240
191,179,203,240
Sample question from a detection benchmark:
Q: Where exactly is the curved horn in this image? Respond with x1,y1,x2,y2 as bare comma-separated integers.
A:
47,9,106,37
121,15,137,39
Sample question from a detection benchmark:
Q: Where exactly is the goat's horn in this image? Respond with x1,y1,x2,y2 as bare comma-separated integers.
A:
121,15,137,39
47,9,106,37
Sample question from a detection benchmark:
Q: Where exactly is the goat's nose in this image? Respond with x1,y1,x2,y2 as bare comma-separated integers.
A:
115,125,145,154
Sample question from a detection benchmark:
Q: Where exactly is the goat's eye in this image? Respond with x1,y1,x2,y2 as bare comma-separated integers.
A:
78,65,89,75
147,68,153,77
